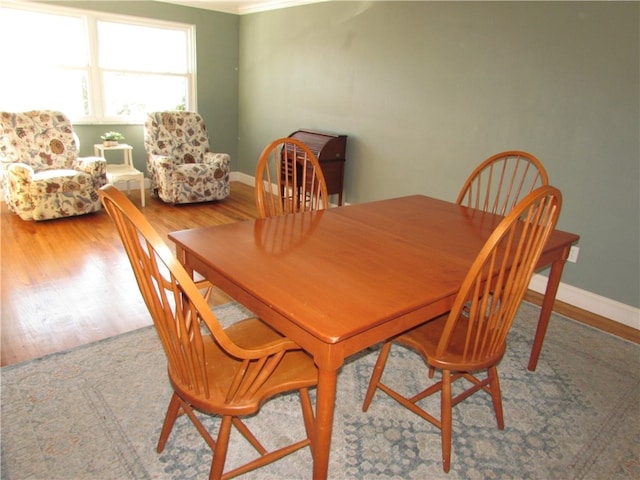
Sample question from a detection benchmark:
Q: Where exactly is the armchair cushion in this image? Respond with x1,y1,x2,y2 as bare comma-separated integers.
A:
144,111,230,204
0,111,107,221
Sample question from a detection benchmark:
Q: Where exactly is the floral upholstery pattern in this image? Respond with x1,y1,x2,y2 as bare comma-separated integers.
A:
144,111,230,204
0,111,107,221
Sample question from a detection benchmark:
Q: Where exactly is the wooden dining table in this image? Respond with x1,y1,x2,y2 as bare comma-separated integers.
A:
169,194,579,480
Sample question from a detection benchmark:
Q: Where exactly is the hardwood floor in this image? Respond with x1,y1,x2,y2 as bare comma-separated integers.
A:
2,181,636,366
0,182,259,366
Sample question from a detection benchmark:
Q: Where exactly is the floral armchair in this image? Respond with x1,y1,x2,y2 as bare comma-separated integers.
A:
143,111,230,204
0,111,107,221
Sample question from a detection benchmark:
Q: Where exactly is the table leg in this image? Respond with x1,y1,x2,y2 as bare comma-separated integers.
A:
528,251,569,371
313,366,338,480
175,246,191,276
139,173,146,207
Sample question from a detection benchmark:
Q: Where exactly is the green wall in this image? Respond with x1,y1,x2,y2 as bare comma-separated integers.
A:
50,1,639,310
238,1,640,309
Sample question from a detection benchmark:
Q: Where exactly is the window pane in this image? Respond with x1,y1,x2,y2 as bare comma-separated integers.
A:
98,22,188,73
1,8,87,67
0,69,89,117
102,73,187,120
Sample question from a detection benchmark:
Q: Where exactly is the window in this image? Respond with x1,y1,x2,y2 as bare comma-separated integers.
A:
0,4,196,124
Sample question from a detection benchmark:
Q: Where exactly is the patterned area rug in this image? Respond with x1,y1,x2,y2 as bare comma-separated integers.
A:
2,302,639,479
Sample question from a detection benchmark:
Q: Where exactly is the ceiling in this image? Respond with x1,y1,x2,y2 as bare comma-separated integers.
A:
154,0,326,15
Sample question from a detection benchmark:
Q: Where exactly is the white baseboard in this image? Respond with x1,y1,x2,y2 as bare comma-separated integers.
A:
230,171,254,185
528,274,639,331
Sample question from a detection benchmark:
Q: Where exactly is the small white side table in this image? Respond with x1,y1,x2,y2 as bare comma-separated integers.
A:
94,143,145,207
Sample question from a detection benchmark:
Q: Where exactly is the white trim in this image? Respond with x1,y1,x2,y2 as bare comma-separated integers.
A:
528,274,640,331
154,0,329,15
230,170,254,184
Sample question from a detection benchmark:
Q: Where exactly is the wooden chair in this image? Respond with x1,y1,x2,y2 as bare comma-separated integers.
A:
99,184,317,480
254,137,328,218
457,150,548,216
362,185,562,472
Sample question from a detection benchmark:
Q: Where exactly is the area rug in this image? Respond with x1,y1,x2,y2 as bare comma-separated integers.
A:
1,302,638,479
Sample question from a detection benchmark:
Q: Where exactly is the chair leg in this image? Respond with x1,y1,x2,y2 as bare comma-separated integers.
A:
441,370,452,473
209,415,233,480
299,388,316,458
362,342,392,412
487,366,505,429
157,393,181,453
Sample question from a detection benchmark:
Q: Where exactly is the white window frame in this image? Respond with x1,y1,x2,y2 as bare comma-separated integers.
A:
0,2,197,125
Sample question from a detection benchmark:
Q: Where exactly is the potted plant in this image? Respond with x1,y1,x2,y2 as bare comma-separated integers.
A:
101,131,125,147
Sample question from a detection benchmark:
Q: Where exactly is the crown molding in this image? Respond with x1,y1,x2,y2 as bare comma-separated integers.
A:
155,0,328,15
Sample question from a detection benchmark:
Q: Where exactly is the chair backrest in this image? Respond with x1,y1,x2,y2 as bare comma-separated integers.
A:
254,137,329,218
456,151,549,216
436,185,562,364
99,184,247,399
0,110,78,170
144,111,210,163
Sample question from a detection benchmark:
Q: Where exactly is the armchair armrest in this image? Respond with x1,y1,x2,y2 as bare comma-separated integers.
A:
5,163,35,218
203,152,230,168
7,162,35,180
74,156,108,188
0,155,13,186
203,152,230,180
74,155,106,170
148,154,179,199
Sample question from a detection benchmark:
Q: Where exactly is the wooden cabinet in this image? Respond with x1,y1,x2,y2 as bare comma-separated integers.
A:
288,129,347,205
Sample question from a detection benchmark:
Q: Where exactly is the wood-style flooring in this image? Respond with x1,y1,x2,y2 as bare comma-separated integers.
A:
1,182,258,366
2,181,636,366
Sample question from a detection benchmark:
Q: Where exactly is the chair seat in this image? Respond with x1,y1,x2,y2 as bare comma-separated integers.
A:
170,318,318,416
29,169,94,196
174,162,215,177
396,314,507,372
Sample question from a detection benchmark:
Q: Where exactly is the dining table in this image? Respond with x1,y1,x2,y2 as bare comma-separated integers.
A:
169,194,579,480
